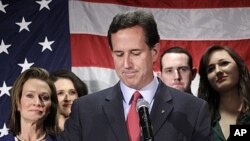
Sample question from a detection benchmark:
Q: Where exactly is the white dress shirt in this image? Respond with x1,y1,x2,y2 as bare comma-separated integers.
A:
120,76,159,120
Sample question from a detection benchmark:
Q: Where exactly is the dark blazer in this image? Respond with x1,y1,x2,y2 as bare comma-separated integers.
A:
61,80,212,141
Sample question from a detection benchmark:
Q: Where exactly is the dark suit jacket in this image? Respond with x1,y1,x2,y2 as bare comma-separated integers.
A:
61,80,212,141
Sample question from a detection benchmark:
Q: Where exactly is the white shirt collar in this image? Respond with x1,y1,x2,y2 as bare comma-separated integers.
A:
120,76,159,105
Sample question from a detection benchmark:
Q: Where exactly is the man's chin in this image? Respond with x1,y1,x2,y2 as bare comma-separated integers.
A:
173,86,185,91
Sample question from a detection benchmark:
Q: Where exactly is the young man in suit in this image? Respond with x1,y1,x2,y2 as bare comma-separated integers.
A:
61,10,212,141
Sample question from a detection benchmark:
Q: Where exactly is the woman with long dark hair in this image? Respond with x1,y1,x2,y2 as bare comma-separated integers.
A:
198,45,250,140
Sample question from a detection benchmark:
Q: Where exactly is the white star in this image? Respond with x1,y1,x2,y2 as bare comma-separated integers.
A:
38,36,54,52
18,58,34,73
0,39,11,54
0,81,11,97
0,1,8,13
36,0,52,11
0,123,9,138
15,17,32,32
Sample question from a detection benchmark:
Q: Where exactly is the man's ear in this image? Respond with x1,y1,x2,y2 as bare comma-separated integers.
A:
192,68,197,80
156,71,162,79
152,43,160,62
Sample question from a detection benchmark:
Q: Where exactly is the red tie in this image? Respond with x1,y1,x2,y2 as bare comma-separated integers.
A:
127,91,141,141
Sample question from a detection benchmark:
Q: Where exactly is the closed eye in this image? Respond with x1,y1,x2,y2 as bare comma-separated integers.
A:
131,50,141,56
113,51,123,57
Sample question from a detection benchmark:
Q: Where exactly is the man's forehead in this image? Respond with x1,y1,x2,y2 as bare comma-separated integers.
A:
163,53,189,62
164,52,189,59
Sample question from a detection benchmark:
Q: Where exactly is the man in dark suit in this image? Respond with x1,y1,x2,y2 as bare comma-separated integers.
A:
61,10,212,141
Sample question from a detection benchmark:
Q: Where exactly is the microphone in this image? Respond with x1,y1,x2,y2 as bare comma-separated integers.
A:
136,99,154,141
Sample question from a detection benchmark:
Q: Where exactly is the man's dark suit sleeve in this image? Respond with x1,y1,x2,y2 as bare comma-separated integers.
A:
192,100,213,141
60,99,82,141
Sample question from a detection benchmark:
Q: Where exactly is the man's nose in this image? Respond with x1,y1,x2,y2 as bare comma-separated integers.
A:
123,55,132,68
174,69,181,80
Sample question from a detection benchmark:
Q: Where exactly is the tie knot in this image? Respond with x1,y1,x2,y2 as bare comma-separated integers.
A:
132,91,141,102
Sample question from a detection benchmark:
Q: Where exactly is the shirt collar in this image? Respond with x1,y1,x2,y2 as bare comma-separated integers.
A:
120,76,159,105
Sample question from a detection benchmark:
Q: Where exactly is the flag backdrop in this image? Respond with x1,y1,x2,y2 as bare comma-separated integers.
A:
1,0,250,137
0,0,71,137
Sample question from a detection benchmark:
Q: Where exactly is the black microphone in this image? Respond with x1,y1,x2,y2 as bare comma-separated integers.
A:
136,99,154,141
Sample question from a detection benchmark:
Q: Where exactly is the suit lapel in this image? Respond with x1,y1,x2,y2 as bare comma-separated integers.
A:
150,81,174,135
102,83,129,141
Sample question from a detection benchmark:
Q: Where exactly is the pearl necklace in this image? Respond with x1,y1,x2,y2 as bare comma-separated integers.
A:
16,133,46,141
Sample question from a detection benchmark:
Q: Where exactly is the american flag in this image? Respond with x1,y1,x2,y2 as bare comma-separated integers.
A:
0,0,71,137
1,0,250,138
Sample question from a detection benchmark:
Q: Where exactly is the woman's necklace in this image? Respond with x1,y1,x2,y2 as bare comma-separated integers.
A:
16,133,46,141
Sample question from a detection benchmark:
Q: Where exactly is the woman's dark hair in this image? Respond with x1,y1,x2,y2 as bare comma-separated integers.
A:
49,69,88,97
